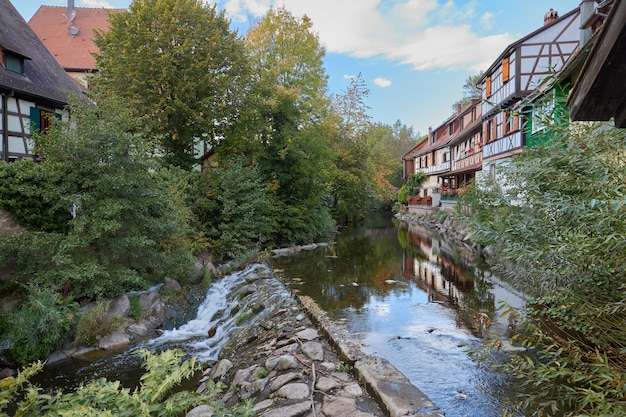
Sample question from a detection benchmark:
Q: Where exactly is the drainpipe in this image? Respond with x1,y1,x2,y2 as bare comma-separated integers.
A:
68,0,75,15
579,0,595,45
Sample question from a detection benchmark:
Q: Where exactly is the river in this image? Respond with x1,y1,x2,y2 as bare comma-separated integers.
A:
27,212,525,416
269,212,526,417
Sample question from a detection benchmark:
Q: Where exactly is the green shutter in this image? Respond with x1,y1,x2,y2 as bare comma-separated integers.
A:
29,107,40,133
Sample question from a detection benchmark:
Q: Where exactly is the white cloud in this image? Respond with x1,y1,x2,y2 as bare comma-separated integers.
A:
343,74,356,80
373,77,391,88
480,12,495,30
214,0,515,72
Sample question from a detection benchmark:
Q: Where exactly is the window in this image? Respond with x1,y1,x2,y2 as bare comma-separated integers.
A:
30,107,61,134
502,57,510,83
2,50,25,75
505,113,517,133
532,99,554,133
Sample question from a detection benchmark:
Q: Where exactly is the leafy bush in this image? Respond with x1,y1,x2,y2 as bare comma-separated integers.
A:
0,349,255,417
195,155,275,259
0,92,196,299
3,285,74,363
459,121,626,416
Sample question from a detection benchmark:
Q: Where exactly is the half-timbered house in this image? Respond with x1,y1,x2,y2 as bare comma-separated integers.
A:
0,0,83,163
477,7,580,183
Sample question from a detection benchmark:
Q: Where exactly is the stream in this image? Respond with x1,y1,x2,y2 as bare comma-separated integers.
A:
30,212,525,416
269,212,526,416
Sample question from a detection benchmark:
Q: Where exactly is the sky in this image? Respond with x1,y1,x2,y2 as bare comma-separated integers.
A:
13,0,580,137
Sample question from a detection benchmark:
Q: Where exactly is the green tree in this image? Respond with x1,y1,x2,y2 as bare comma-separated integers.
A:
459,120,626,416
194,155,275,259
451,71,483,110
0,92,195,300
245,7,335,243
93,0,250,169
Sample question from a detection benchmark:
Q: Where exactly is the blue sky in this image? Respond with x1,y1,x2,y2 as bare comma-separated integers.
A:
14,0,580,136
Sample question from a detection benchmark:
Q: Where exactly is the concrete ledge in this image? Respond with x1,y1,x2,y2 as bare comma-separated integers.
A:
297,295,445,417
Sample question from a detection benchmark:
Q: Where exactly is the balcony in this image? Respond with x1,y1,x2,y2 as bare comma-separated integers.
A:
451,151,482,173
483,131,522,159
423,160,451,175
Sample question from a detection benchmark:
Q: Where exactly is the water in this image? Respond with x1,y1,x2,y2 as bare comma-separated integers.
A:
269,212,525,417
30,263,290,391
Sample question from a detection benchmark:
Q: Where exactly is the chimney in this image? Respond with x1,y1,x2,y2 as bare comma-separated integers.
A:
68,0,75,16
579,0,595,45
544,8,559,26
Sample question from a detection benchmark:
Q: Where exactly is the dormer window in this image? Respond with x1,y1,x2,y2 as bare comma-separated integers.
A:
2,50,26,75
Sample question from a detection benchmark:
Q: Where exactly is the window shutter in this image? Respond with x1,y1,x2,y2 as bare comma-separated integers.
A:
492,116,498,140
485,76,492,97
483,121,489,141
514,115,519,131
502,57,510,83
29,107,40,133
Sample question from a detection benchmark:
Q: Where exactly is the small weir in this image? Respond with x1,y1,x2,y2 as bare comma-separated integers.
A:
32,264,290,391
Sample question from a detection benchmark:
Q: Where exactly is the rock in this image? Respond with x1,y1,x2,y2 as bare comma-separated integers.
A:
262,401,311,417
207,326,217,338
46,350,69,365
205,262,218,278
240,377,269,400
270,372,301,391
139,291,160,312
0,368,15,379
237,284,256,298
343,383,364,397
295,328,319,341
301,341,324,361
275,382,310,399
162,277,182,293
322,395,374,417
276,354,298,371
127,323,149,337
296,314,304,321
233,365,255,387
253,399,274,413
209,359,233,381
320,362,336,372
191,262,205,284
251,301,265,314
106,295,130,319
186,404,216,417
98,332,130,350
315,376,340,392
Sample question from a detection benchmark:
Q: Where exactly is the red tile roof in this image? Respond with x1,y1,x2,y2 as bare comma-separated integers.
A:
28,6,124,72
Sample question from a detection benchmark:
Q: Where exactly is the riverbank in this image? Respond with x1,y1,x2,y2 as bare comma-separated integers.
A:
189,263,445,417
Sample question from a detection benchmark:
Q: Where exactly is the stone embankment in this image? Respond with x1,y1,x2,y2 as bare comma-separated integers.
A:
188,264,445,417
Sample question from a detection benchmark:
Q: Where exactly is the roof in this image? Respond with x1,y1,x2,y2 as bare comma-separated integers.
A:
568,0,626,127
478,7,580,83
0,0,83,106
29,6,124,72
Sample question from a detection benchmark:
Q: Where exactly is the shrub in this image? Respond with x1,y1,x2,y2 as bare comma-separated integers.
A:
74,300,122,345
4,285,75,363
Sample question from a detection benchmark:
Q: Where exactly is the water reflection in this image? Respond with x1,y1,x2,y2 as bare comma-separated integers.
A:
270,212,524,417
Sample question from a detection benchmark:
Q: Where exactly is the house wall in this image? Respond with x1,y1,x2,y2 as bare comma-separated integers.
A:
1,94,65,162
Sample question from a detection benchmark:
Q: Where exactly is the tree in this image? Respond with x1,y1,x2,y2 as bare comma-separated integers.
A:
0,91,195,300
93,0,250,169
459,120,626,416
451,72,483,110
244,7,335,243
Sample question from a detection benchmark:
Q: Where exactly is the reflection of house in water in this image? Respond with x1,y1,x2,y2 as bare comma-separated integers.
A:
401,223,475,305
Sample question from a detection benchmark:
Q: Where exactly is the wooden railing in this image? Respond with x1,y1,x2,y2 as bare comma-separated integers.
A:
483,131,522,158
452,151,482,171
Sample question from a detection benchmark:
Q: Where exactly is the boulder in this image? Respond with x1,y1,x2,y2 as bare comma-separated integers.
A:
162,277,182,293
106,295,130,320
98,332,130,350
186,405,216,417
275,382,309,399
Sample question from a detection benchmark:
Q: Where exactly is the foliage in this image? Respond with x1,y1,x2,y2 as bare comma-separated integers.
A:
405,173,428,195
245,7,335,243
458,121,626,416
93,0,250,169
0,92,195,303
0,349,255,417
194,155,275,259
0,160,70,233
2,285,74,363
397,184,409,205
451,71,483,110
74,300,123,346
129,295,144,322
